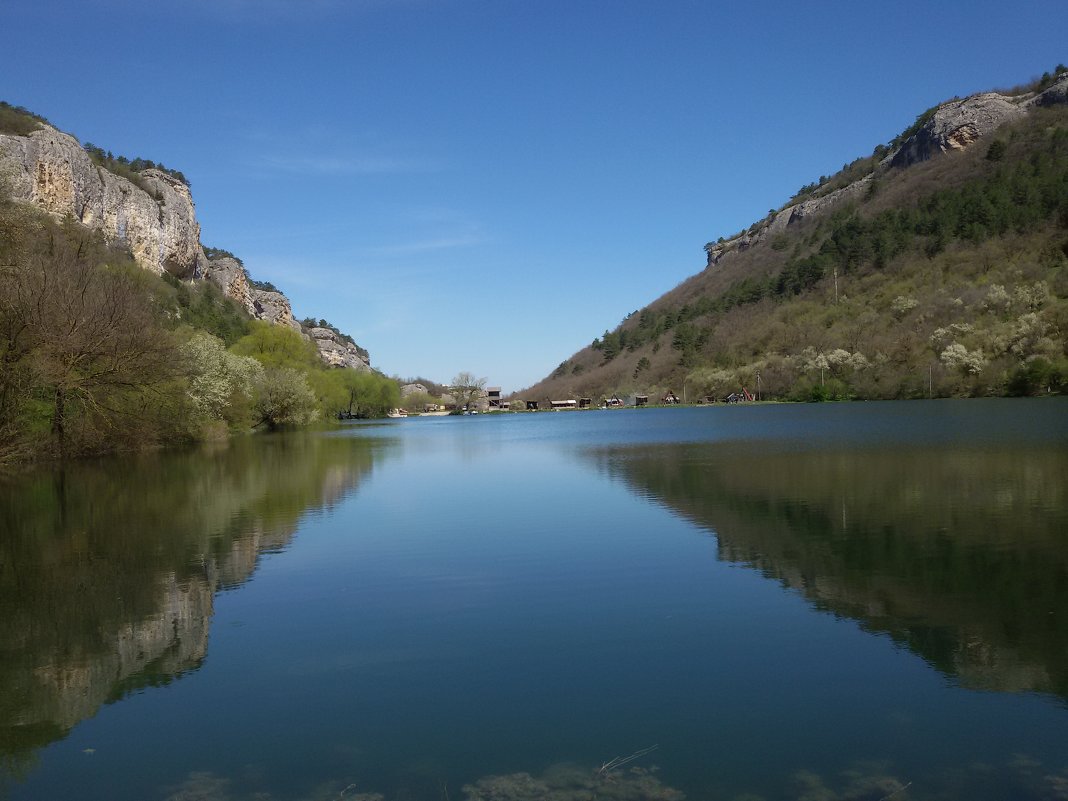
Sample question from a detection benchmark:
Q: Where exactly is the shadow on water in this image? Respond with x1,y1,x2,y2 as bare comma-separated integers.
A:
0,431,389,785
587,439,1068,703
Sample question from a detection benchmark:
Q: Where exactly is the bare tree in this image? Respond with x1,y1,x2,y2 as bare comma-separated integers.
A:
450,371,486,412
4,230,178,457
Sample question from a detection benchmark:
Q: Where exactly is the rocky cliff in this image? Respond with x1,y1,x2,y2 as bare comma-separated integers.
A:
704,71,1068,269
201,254,257,316
200,255,370,369
0,117,373,369
307,326,371,371
0,125,201,278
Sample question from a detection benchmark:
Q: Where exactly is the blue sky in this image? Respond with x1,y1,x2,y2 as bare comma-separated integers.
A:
2,0,1065,391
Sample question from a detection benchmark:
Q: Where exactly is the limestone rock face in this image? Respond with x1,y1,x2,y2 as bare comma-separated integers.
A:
705,178,871,268
203,254,257,316
307,326,371,371
252,289,302,332
1027,72,1068,108
891,93,1027,168
202,259,372,370
0,125,201,277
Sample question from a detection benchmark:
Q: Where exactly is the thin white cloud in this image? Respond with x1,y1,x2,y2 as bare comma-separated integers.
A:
254,152,430,175
369,234,485,256
240,125,443,177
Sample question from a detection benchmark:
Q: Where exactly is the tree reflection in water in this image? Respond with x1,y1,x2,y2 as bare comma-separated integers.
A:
587,440,1068,702
0,432,385,784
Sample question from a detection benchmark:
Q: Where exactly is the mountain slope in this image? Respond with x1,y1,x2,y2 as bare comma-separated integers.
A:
519,69,1068,403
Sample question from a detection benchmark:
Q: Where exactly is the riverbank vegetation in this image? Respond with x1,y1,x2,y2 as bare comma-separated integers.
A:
0,198,398,468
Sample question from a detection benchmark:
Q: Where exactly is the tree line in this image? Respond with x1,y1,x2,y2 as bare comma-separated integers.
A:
0,201,398,468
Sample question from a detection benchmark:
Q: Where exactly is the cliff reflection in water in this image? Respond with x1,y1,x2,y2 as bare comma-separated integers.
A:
591,440,1068,700
0,432,382,778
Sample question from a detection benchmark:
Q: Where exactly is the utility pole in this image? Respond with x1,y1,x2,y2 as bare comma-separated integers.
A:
833,266,839,304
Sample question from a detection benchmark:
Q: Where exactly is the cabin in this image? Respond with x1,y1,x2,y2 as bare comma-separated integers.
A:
603,396,624,408
487,387,502,409
550,399,578,410
630,394,649,407
526,400,540,411
661,391,680,404
578,397,592,409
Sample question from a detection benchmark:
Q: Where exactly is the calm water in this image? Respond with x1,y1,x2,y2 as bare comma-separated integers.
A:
2,399,1067,801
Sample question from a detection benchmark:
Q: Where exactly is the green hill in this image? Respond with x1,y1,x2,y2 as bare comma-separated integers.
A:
518,68,1068,404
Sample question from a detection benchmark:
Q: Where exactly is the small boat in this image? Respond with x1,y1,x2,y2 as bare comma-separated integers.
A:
386,408,408,418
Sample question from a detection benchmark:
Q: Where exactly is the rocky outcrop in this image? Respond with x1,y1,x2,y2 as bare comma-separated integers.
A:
0,125,201,277
1027,71,1068,108
201,255,373,370
705,177,872,268
891,73,1068,169
705,74,1068,269
202,254,257,316
252,288,302,332
890,93,1027,168
307,326,371,371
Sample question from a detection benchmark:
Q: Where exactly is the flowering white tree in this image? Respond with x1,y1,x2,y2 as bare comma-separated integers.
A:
940,342,986,375
181,332,263,420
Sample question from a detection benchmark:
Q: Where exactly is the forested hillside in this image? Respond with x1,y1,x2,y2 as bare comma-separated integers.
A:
520,69,1068,404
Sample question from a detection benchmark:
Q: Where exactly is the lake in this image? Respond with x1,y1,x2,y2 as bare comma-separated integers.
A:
2,399,1067,801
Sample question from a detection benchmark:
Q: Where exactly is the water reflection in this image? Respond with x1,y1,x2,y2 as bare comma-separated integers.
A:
590,441,1068,701
0,432,385,781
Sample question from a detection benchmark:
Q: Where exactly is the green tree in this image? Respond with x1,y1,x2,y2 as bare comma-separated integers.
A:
253,367,319,429
339,370,400,418
230,321,320,371
305,368,351,418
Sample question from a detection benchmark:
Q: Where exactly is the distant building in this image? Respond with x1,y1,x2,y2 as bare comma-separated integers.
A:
578,397,592,409
487,387,502,409
526,400,540,411
550,399,578,410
